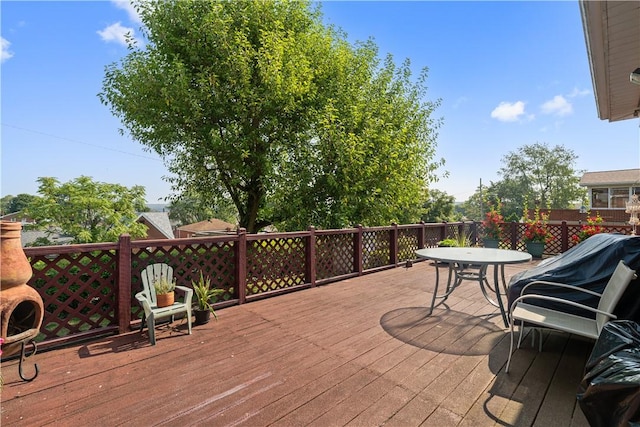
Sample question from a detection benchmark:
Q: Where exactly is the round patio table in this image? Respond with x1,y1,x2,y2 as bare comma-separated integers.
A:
415,247,532,327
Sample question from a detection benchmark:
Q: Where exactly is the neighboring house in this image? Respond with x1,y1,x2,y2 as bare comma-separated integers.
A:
0,211,35,224
580,169,640,210
135,212,174,240
175,219,237,238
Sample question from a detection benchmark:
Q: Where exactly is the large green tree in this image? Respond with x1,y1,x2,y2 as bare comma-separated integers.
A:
25,176,148,243
100,0,442,233
497,142,585,214
0,193,38,215
463,142,585,220
421,189,455,223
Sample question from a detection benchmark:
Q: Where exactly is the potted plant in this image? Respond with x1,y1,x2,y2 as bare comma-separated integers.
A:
522,206,553,258
437,238,458,247
154,276,176,308
571,213,604,245
192,271,224,325
482,201,503,248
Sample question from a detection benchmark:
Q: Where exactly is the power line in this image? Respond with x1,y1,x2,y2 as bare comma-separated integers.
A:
1,122,162,162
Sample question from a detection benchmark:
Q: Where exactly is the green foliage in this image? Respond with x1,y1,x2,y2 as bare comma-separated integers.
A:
496,142,586,214
1,193,38,215
191,271,224,318
100,0,442,232
24,176,148,243
153,277,176,295
437,238,458,247
421,189,455,222
461,142,586,221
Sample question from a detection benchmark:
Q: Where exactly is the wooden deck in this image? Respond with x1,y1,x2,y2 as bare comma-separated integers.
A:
1,260,592,426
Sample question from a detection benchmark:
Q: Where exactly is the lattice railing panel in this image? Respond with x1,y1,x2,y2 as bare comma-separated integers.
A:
29,250,117,341
398,228,419,261
424,227,442,247
246,237,306,295
316,233,354,280
131,241,236,318
363,230,390,270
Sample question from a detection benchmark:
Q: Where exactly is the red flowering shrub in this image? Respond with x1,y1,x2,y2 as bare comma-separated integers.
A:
571,214,604,244
483,203,503,239
523,207,553,244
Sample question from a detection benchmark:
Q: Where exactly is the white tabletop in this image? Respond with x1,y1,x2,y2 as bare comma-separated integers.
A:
415,247,532,265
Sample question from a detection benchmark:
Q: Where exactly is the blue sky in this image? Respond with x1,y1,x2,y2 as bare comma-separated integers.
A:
2,1,639,204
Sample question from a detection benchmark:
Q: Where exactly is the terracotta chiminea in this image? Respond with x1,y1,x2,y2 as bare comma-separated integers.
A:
0,221,44,380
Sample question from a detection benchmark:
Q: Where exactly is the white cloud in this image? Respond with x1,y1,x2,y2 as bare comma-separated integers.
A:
1,37,14,63
97,22,136,47
452,96,468,109
490,101,527,122
568,87,590,98
111,0,142,23
541,95,573,116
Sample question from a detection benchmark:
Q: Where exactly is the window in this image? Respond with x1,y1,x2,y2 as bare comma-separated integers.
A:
611,188,630,208
591,188,608,208
590,187,638,209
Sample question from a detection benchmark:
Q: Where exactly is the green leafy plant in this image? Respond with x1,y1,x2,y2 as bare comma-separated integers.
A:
437,238,458,247
192,271,224,318
453,229,473,247
154,277,176,295
438,229,473,247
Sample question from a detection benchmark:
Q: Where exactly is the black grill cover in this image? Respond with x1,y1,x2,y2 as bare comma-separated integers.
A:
507,233,640,320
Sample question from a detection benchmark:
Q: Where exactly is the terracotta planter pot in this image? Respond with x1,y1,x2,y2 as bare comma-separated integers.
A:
156,291,174,308
1,221,33,288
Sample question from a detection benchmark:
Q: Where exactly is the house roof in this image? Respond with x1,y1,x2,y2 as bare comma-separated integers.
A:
580,1,640,122
176,218,237,234
580,169,640,187
21,230,74,247
136,212,174,239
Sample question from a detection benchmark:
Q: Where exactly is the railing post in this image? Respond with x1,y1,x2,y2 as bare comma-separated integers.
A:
236,228,247,304
306,226,317,287
510,222,518,250
355,225,363,275
418,221,426,249
441,222,448,242
390,223,399,266
117,233,132,333
561,221,569,253
471,221,479,246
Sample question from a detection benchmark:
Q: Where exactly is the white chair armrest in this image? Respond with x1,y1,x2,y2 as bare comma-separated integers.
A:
135,291,153,317
510,293,617,319
520,280,602,298
175,285,193,306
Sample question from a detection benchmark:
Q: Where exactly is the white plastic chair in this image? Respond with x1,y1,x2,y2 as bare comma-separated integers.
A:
505,260,636,373
135,263,193,345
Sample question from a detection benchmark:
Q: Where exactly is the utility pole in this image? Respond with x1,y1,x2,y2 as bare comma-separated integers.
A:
479,178,484,219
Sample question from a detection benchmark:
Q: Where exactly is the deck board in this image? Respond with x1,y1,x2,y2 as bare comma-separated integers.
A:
1,260,598,426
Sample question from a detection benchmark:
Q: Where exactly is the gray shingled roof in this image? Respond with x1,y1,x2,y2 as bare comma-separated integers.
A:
580,169,640,187
137,212,174,239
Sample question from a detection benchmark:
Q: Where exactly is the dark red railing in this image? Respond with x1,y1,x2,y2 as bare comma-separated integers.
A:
21,221,634,352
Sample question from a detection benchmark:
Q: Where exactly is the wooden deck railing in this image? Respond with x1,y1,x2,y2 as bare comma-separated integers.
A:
21,221,634,352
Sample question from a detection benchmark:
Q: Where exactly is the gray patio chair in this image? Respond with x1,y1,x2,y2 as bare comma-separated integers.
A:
135,263,193,345
505,260,636,373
